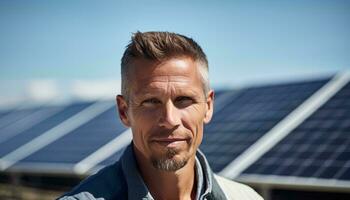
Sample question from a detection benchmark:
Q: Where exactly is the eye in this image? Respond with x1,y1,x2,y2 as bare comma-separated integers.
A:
141,98,161,107
175,96,194,108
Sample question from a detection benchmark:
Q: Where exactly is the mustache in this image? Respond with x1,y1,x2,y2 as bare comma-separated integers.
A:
148,127,191,141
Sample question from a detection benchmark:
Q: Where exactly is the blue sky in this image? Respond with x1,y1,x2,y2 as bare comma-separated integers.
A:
0,0,349,105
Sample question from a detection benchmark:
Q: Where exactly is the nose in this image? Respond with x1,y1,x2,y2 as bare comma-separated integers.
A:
159,100,181,129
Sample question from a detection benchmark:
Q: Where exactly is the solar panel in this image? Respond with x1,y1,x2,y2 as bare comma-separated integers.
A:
0,108,38,129
0,106,63,145
213,90,229,99
16,105,126,166
243,82,350,181
201,78,330,172
0,102,93,158
0,108,14,120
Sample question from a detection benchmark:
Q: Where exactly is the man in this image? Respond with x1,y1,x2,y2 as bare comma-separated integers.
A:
59,31,263,200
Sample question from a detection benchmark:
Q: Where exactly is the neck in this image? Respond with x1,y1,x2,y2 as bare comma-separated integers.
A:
134,147,197,200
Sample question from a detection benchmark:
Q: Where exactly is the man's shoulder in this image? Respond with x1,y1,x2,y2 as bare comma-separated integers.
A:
58,161,127,200
214,174,264,200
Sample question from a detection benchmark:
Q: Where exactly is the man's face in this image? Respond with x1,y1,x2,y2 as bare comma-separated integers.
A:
117,57,213,171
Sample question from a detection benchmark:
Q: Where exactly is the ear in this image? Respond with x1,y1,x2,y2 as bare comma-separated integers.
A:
204,90,214,124
116,95,131,127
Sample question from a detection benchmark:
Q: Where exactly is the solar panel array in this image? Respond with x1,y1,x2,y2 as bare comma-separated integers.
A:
0,74,349,189
201,79,329,172
243,82,350,181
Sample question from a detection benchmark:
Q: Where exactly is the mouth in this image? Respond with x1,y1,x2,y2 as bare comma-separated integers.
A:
152,138,189,148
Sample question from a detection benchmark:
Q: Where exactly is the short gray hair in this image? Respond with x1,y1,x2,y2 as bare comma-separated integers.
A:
121,31,209,102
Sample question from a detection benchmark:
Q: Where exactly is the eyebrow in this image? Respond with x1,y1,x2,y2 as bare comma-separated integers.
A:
136,88,201,98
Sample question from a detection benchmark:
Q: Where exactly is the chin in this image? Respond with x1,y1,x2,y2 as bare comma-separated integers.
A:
150,148,190,171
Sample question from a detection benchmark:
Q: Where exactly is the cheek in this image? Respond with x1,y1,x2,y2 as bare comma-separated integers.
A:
182,104,206,124
130,108,160,126
134,107,161,120
181,105,206,138
129,109,160,148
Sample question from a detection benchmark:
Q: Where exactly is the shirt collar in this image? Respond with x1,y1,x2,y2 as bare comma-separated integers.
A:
195,149,227,200
195,149,212,199
120,143,223,200
121,144,153,200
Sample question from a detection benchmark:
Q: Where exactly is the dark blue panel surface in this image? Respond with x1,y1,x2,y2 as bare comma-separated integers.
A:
0,106,65,144
19,106,127,164
0,102,93,157
0,108,14,120
0,108,37,129
213,90,229,99
201,78,330,172
243,82,350,181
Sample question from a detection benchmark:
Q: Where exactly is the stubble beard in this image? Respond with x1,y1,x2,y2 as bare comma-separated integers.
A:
151,148,189,171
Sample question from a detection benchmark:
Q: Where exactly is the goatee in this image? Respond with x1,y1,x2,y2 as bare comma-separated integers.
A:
151,148,188,171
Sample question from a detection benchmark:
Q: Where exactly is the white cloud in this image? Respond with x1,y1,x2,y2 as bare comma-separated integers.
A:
0,79,122,109
26,79,61,103
70,79,121,101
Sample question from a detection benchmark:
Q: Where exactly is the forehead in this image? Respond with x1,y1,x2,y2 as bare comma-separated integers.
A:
130,57,198,75
129,57,203,93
